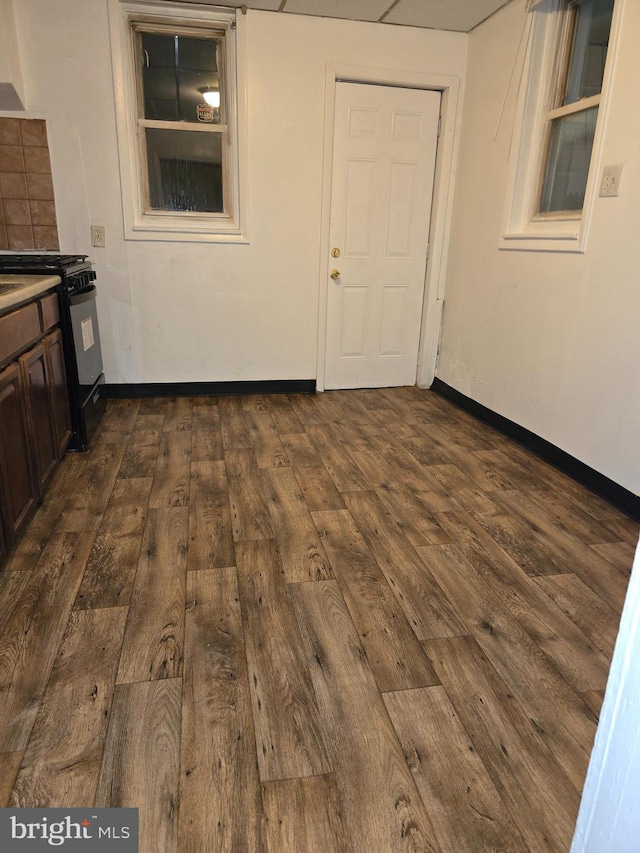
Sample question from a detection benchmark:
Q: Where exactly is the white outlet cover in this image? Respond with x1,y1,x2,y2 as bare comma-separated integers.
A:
600,164,624,197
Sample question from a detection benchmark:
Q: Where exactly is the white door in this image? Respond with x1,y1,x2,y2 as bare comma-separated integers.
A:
324,82,440,389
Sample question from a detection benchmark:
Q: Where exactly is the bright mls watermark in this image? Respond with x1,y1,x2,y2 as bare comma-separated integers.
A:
0,809,138,851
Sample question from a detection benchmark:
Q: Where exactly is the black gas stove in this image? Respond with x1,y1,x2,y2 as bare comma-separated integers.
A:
0,253,105,450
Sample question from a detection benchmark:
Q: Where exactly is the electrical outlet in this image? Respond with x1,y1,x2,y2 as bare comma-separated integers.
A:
91,225,106,247
599,165,623,197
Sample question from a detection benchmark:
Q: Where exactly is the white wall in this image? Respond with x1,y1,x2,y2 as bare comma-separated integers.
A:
436,0,640,494
3,1,466,386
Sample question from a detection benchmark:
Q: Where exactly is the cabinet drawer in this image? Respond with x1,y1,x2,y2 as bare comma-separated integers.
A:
0,302,41,364
40,292,60,331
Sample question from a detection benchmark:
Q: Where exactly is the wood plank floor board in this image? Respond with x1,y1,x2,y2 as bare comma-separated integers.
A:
98,476,153,537
533,573,621,659
293,465,346,512
410,431,516,492
148,432,191,509
468,497,567,578
0,753,23,806
117,441,159,479
219,397,253,450
424,635,581,853
236,540,331,781
262,775,352,853
95,678,182,853
163,397,193,432
97,399,141,440
74,533,142,610
225,449,275,542
55,442,127,532
116,507,188,684
130,413,166,438
7,453,87,570
289,394,331,426
180,568,266,852
397,433,450,467
434,511,611,692
372,439,460,512
262,467,333,583
191,399,221,433
590,540,637,577
246,410,290,469
523,484,632,546
0,532,96,751
241,394,271,412
496,438,630,525
11,607,128,806
428,463,507,516
188,461,235,571
418,543,596,790
289,579,442,853
384,685,526,852
469,449,551,492
306,424,370,492
281,431,324,468
0,571,33,626
265,395,305,434
350,447,450,546
191,428,224,463
312,509,440,692
343,491,467,640
138,398,168,417
581,689,605,722
491,489,629,612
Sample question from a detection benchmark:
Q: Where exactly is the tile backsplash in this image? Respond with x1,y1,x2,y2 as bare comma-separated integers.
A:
0,118,59,252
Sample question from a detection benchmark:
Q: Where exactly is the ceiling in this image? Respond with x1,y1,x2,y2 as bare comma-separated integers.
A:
167,0,515,34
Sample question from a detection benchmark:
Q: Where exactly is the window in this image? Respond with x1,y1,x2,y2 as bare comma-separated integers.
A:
537,0,615,217
109,1,247,242
501,0,620,252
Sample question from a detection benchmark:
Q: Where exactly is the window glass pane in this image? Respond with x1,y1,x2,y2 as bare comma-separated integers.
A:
145,129,223,212
540,107,597,212
563,0,614,104
140,33,222,124
141,33,178,120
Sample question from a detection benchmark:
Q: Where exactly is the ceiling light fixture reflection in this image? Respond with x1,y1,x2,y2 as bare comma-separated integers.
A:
199,87,220,108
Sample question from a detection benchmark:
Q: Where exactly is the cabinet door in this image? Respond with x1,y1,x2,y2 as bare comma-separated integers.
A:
44,329,72,457
0,511,6,564
19,343,57,492
0,362,37,541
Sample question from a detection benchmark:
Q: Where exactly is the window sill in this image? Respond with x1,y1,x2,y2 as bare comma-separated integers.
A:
500,221,584,254
126,215,249,244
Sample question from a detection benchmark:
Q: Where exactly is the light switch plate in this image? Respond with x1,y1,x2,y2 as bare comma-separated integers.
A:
599,164,623,197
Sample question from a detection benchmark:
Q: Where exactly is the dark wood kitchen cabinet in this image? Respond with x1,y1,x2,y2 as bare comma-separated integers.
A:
0,286,71,561
44,328,72,458
19,341,58,492
0,361,38,541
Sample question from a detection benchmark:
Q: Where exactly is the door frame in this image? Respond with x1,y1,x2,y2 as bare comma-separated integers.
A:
316,64,463,392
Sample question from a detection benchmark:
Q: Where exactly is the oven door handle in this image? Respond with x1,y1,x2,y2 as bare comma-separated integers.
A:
69,284,97,305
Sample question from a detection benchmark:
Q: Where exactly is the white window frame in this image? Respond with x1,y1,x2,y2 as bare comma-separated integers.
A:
500,0,623,253
108,0,249,243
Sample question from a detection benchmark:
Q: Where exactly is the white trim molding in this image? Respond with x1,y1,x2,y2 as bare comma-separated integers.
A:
108,0,249,243
500,0,624,254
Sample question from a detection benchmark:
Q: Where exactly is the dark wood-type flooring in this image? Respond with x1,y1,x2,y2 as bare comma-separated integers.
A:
1,387,638,852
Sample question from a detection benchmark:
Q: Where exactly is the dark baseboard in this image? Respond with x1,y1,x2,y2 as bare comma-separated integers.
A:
431,378,640,522
102,379,316,399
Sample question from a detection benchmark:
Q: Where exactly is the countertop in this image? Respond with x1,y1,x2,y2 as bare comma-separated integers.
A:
0,274,61,313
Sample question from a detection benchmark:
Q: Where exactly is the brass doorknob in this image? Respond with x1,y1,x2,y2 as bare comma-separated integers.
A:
330,269,341,280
